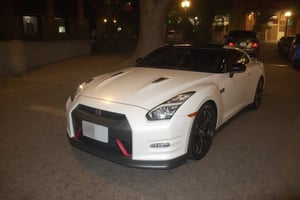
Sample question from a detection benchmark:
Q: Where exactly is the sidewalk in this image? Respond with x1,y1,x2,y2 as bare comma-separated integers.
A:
1,52,132,83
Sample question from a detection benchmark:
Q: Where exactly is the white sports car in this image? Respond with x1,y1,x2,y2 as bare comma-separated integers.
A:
66,44,265,169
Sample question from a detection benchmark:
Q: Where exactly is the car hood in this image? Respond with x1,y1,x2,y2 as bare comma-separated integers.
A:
80,67,214,109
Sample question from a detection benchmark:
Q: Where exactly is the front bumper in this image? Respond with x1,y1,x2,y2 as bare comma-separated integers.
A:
66,97,192,169
68,135,187,169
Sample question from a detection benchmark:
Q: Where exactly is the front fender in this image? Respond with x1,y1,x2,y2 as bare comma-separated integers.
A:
176,84,223,128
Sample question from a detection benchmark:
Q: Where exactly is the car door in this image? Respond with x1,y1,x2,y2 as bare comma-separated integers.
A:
215,49,251,122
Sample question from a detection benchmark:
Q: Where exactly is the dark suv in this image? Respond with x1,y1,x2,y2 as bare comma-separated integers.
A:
225,30,260,58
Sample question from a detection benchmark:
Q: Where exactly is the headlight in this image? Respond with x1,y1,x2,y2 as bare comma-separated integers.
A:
146,92,195,120
70,79,93,101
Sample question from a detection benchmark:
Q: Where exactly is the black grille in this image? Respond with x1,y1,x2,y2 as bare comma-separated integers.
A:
77,105,126,120
71,104,132,155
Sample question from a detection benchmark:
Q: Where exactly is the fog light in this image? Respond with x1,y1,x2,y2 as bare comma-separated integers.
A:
150,143,170,148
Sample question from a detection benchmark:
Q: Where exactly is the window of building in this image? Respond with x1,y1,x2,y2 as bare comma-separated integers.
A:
55,18,66,33
22,16,38,35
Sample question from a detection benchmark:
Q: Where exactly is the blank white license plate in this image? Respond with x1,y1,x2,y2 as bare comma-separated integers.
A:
82,121,108,143
240,42,247,47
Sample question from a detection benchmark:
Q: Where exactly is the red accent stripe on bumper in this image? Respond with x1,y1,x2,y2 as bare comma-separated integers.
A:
74,127,82,139
116,139,132,157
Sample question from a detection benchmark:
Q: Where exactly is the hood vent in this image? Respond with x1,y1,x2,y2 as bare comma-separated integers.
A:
152,77,170,83
110,71,124,78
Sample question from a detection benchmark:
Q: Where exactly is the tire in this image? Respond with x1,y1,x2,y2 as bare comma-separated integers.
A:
188,102,217,160
252,78,264,109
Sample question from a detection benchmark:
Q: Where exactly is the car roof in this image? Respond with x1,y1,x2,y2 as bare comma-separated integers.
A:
164,43,252,54
168,43,246,52
162,43,251,58
169,43,224,50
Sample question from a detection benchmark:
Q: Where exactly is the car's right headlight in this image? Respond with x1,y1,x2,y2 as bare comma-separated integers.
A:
146,92,195,121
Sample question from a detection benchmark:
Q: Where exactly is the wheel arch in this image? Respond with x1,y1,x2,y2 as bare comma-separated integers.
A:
190,85,223,129
205,100,218,118
259,75,265,86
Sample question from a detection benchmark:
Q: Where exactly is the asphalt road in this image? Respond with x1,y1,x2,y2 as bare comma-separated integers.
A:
1,44,300,200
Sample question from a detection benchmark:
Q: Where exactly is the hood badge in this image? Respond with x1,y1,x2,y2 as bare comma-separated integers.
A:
95,109,102,116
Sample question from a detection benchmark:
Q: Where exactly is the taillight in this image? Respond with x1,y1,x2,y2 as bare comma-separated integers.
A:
252,42,259,48
228,42,235,47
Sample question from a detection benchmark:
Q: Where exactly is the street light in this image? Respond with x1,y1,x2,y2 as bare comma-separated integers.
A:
181,0,190,17
284,11,292,37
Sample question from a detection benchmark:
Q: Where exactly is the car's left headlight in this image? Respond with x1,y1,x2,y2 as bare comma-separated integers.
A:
70,79,93,101
146,92,195,121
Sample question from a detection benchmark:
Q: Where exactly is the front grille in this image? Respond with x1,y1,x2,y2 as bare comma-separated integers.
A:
77,105,126,120
71,104,132,155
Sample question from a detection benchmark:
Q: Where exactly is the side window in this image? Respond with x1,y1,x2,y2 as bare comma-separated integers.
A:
236,52,249,65
224,49,249,72
223,50,237,72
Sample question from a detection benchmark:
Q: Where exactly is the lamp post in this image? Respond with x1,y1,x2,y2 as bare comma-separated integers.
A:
284,11,292,37
181,0,190,17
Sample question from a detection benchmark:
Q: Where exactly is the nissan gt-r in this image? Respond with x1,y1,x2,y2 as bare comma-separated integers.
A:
66,44,265,169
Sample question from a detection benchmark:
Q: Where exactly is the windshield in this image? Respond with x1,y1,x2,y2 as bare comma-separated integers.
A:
228,31,257,38
137,46,222,73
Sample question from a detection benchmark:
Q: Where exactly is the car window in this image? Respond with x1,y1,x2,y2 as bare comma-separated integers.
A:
228,31,257,38
223,49,249,72
137,47,222,73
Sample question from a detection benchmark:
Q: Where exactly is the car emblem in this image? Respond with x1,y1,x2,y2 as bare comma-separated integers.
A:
95,109,102,116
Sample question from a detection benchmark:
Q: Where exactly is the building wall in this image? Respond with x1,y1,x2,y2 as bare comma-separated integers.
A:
264,11,300,43
0,0,89,41
295,16,300,34
0,0,91,75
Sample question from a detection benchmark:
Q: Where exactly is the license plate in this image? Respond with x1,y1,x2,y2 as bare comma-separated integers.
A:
240,42,247,47
82,121,108,143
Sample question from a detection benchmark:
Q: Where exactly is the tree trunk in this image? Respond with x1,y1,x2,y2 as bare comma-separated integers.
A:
135,0,172,58
120,0,172,67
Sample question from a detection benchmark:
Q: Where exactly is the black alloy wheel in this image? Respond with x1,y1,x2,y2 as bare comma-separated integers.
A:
252,78,264,109
188,103,217,160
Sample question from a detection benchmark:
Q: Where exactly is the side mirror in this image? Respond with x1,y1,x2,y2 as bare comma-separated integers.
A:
229,63,246,78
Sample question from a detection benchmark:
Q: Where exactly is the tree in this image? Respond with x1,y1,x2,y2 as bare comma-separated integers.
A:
136,0,221,49
194,0,220,42
132,0,173,59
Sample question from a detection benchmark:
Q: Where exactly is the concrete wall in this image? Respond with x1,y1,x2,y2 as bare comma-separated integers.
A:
0,40,90,75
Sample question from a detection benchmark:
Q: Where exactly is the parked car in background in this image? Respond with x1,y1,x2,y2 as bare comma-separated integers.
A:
277,36,295,56
288,34,300,67
225,30,260,58
66,44,265,169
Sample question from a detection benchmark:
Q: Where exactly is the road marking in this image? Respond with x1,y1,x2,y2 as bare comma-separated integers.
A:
270,64,289,68
27,104,65,117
